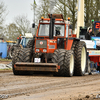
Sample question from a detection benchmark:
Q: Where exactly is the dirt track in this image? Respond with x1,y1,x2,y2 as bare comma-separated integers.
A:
0,72,100,100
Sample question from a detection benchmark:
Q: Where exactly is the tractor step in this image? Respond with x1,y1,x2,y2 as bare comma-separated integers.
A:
14,62,60,72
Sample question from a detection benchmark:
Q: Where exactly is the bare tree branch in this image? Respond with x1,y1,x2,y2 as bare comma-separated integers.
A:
14,15,31,35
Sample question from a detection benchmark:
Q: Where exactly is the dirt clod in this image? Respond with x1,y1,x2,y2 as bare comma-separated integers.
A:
85,95,90,98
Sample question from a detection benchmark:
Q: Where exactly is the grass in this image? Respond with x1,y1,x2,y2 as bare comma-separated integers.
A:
0,68,12,71
0,58,12,62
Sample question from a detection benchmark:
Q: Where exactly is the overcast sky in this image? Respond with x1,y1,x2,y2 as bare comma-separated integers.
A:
1,0,39,25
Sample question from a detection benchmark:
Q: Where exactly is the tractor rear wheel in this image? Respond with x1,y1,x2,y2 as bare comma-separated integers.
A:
74,41,87,76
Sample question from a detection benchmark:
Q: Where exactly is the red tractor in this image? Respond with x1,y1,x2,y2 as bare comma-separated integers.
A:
12,14,88,76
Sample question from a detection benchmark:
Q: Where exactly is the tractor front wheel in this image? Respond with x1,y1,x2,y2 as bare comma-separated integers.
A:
64,50,74,77
12,48,33,75
52,49,74,77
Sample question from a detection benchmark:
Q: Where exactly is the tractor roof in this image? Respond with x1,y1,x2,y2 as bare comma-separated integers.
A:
39,14,65,24
48,14,63,19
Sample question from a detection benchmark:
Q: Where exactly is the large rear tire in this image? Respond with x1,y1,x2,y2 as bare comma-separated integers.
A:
74,41,87,76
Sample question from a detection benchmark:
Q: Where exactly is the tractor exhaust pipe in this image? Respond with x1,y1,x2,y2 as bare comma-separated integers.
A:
49,14,55,39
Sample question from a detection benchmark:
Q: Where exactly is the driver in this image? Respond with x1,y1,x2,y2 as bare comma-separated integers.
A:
56,27,61,36
85,28,94,40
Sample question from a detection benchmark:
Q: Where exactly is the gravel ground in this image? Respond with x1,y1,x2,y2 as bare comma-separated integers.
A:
0,72,100,100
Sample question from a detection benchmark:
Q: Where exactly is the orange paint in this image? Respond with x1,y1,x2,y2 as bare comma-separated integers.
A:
66,39,73,50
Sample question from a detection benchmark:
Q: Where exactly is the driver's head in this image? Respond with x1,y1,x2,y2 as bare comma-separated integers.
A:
88,28,92,33
56,27,61,36
56,30,60,36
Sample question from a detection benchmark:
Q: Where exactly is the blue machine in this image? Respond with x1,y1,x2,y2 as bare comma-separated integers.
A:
0,42,7,58
20,37,32,48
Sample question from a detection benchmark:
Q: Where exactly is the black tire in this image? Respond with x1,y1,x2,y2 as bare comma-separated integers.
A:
52,49,59,63
71,41,78,51
52,49,74,77
18,48,32,62
57,49,66,76
9,46,14,58
19,48,33,75
52,49,59,76
12,48,33,75
73,41,87,76
54,49,67,76
97,66,100,72
12,49,21,75
9,45,21,58
26,40,34,48
64,50,74,77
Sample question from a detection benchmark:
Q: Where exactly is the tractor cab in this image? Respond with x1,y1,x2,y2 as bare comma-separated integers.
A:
35,14,73,54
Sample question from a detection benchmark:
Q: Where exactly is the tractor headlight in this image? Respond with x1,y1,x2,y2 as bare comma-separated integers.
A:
43,49,47,52
36,49,39,52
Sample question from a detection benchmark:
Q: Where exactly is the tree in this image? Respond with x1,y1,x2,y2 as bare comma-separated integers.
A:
0,1,7,39
14,15,31,35
32,0,100,30
4,23,21,41
55,0,67,19
32,0,77,30
94,0,100,21
85,0,94,27
0,1,7,29
55,0,77,30
37,0,50,18
56,0,100,29
31,0,50,24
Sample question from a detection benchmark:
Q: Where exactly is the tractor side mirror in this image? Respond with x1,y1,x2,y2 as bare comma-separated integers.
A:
32,23,35,28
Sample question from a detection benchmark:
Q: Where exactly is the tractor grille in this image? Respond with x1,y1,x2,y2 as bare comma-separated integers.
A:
49,45,55,49
36,40,47,48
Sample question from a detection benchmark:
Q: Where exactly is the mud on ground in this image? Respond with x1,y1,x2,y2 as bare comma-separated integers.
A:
0,61,11,65
0,72,100,100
